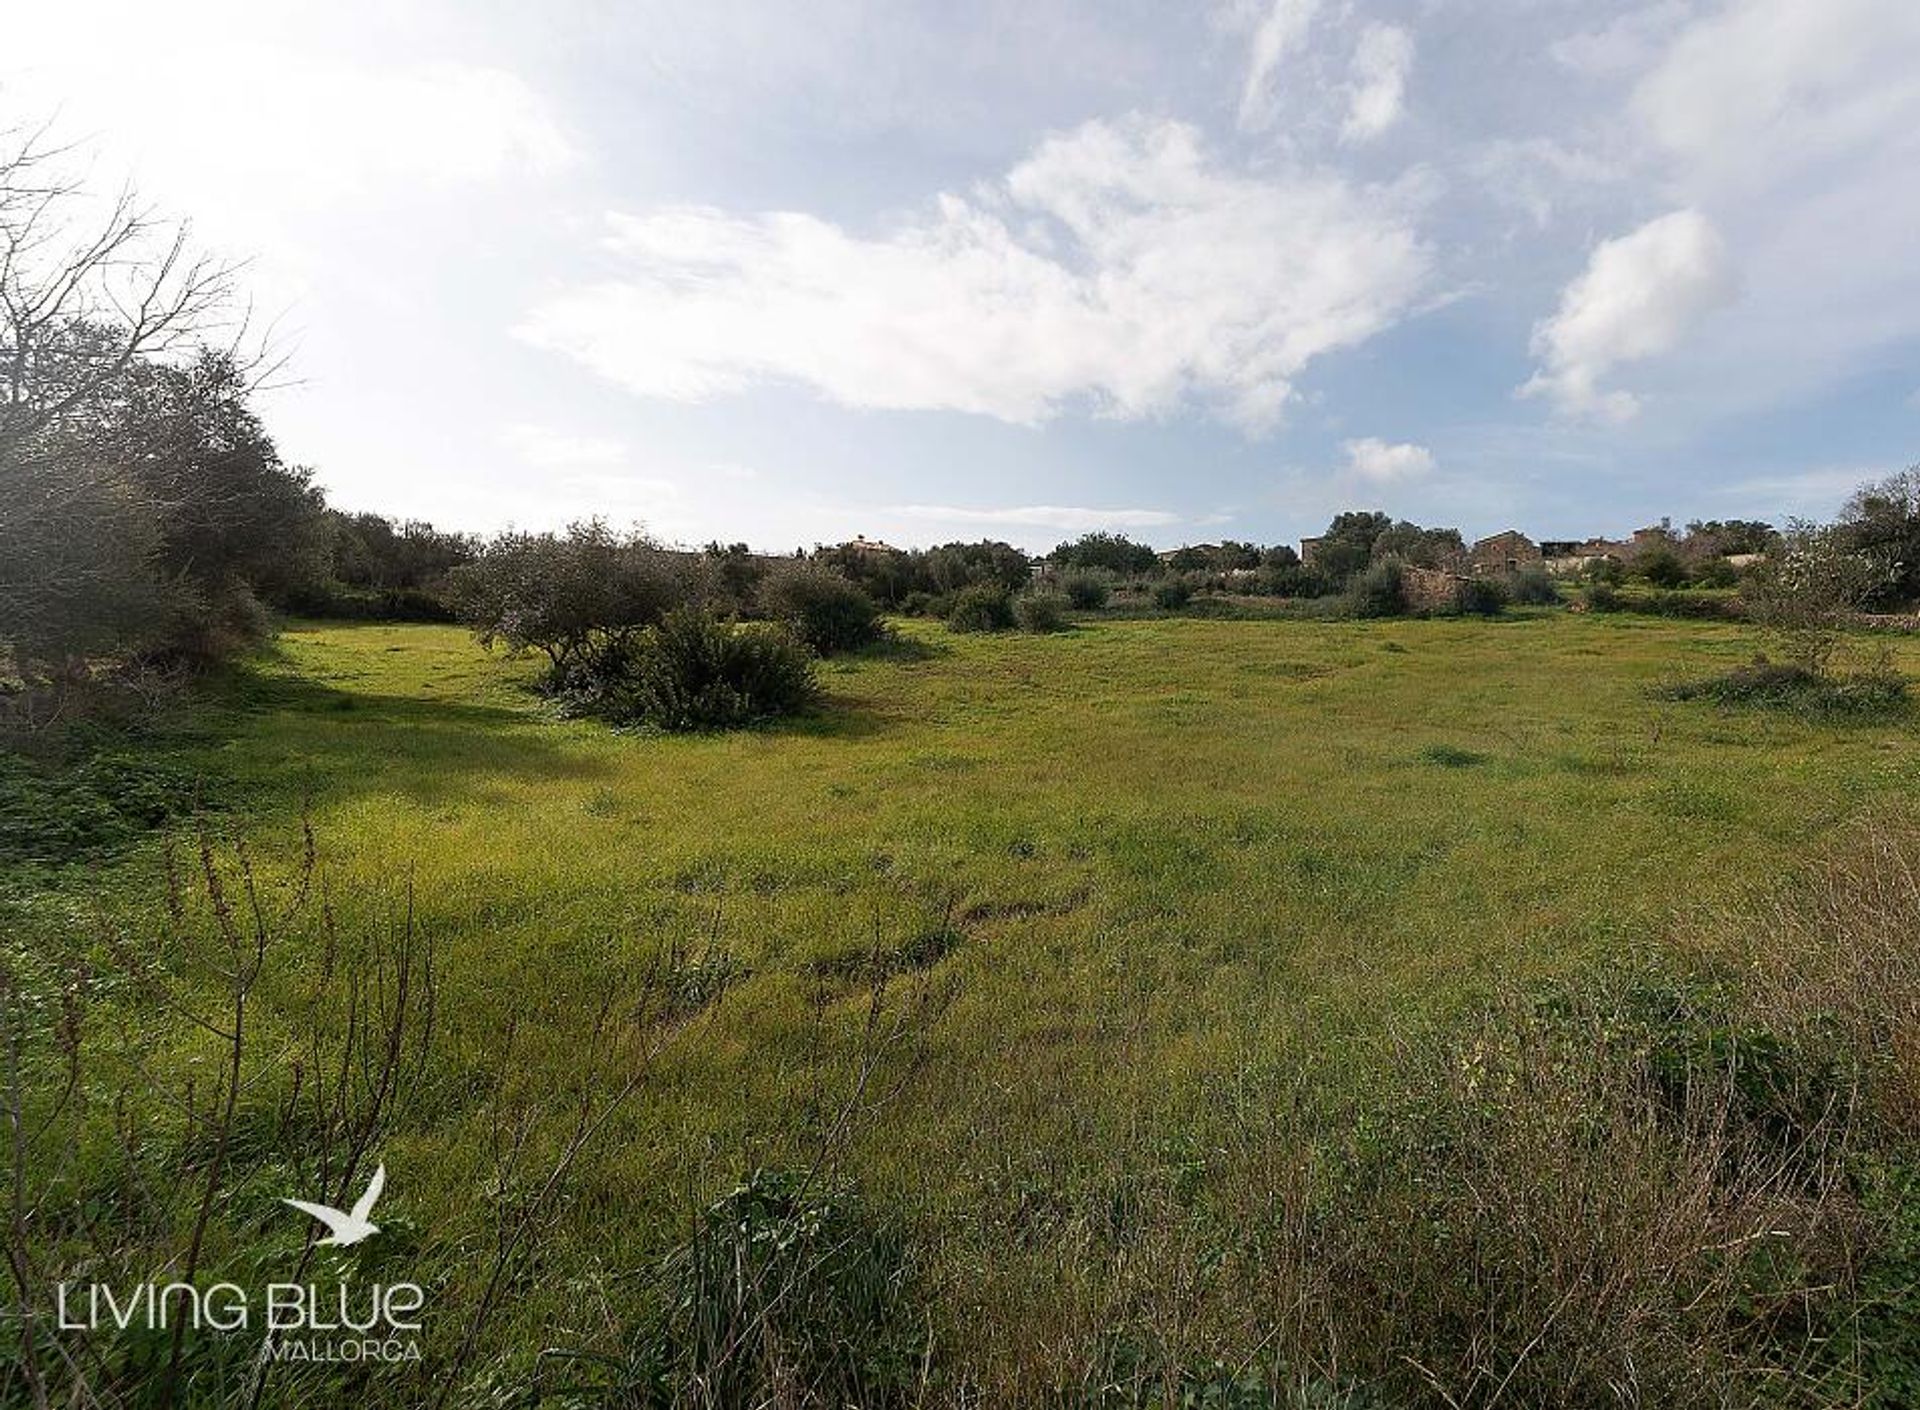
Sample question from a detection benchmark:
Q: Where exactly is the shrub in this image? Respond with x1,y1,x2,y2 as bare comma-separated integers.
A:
1014,591,1071,633
449,520,688,678
1453,576,1509,616
585,608,817,730
1060,570,1111,610
947,583,1015,633
899,590,937,617
1586,581,1624,612
1343,558,1406,618
1636,543,1690,588
1694,556,1740,589
758,562,883,655
1506,562,1558,605
1151,580,1192,611
1660,654,1909,716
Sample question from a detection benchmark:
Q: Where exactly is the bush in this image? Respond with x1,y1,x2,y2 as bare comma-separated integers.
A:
1636,543,1690,588
1151,580,1192,611
899,590,937,618
1343,558,1406,618
583,608,817,730
1453,576,1509,616
1586,581,1623,612
1660,654,1909,716
1060,570,1111,610
1506,563,1558,605
758,562,883,655
1014,591,1070,633
947,583,1015,633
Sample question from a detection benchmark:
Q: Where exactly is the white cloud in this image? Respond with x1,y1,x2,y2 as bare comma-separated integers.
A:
1632,0,1920,185
1342,438,1434,483
520,116,1431,433
1471,139,1625,229
1521,209,1736,421
1550,2,1690,80
1341,25,1414,143
1719,466,1881,517
504,424,628,471
1236,0,1323,131
884,504,1179,531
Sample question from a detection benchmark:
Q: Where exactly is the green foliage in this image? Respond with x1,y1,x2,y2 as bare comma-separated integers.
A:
1636,543,1690,588
1452,576,1509,616
1061,570,1112,610
1838,466,1920,609
1151,579,1193,610
597,1170,924,1407
757,561,884,655
583,608,818,730
1660,655,1909,716
1,348,325,686
1506,563,1558,605
1418,743,1486,768
1342,558,1406,618
947,583,1016,633
449,520,689,677
0,747,213,865
1015,590,1072,633
1049,532,1159,576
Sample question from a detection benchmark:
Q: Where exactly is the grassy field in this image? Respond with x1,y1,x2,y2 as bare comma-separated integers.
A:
12,610,1920,1403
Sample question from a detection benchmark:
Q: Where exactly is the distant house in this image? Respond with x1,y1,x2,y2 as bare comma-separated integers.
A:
1299,535,1324,566
1469,530,1541,575
839,535,900,556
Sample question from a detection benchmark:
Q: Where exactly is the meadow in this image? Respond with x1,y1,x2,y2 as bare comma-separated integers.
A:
11,609,1920,1405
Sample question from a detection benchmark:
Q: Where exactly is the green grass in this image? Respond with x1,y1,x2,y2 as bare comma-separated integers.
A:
12,610,1920,1400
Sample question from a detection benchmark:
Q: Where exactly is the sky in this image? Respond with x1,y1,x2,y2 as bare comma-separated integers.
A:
4,0,1918,552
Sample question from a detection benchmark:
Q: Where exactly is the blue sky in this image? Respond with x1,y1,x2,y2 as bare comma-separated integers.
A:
7,0,1918,550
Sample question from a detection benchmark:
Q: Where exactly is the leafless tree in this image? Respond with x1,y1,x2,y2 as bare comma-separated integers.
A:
0,121,241,469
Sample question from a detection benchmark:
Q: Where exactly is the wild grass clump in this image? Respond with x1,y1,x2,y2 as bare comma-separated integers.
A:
0,745,214,865
1014,591,1072,633
574,608,819,731
959,817,1920,1406
1661,654,1909,717
576,1170,927,1408
947,583,1016,633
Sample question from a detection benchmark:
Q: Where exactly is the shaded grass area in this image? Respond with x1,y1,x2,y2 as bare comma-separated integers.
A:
8,612,1920,1403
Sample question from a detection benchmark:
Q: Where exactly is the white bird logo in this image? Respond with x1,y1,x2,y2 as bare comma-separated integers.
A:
282,1165,386,1247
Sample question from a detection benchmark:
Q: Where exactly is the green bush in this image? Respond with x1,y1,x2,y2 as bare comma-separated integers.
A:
1151,580,1192,610
583,608,817,730
1506,563,1558,605
1587,581,1623,612
1060,570,1111,610
757,562,884,655
1343,558,1406,618
1659,655,1909,716
947,583,1015,633
1014,591,1071,633
1637,544,1690,588
1453,577,1509,616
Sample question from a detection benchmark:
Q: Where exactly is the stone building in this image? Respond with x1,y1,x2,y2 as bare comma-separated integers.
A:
1468,530,1541,575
